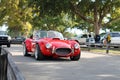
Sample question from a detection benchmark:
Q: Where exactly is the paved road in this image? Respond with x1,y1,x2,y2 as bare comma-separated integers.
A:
5,44,120,80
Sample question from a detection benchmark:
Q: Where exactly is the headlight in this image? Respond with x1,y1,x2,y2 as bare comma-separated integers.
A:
74,44,80,49
45,43,52,48
8,36,11,40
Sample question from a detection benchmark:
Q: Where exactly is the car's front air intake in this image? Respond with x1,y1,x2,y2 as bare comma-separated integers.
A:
55,48,72,56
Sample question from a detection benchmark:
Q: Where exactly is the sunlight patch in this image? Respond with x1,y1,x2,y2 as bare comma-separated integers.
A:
97,74,115,77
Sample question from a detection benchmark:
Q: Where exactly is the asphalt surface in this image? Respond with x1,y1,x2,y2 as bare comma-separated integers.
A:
4,44,120,80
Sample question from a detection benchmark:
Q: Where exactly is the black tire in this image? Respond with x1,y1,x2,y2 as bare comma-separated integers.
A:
70,53,81,61
23,43,30,56
114,46,119,48
7,44,11,47
75,40,80,44
91,45,95,47
34,44,45,60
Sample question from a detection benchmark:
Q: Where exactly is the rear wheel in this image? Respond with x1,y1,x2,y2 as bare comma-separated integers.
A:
23,43,30,56
34,44,45,60
70,53,81,61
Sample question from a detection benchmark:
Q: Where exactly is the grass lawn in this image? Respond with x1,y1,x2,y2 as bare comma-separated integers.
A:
81,47,120,55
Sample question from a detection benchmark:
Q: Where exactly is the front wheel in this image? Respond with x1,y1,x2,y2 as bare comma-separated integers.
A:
70,53,81,61
7,44,11,47
34,44,45,60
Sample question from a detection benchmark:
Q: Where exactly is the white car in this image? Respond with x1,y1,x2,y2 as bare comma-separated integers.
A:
75,34,95,46
102,32,120,48
78,34,88,45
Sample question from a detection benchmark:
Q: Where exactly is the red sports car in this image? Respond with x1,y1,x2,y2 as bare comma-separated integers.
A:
23,30,81,61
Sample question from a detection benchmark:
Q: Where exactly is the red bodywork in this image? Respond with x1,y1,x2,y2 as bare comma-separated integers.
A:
24,31,81,60
25,38,80,57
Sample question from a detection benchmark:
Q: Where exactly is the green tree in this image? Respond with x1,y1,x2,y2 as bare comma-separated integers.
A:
0,0,33,37
30,0,120,35
31,9,76,33
107,20,120,31
28,0,76,33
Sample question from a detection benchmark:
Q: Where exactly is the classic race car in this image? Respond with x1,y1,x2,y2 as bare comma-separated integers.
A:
23,30,81,61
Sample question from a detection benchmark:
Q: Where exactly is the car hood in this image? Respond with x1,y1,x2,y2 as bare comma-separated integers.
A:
47,38,71,48
0,35,8,37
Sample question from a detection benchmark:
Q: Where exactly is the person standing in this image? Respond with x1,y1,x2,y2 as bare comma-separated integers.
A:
106,33,111,54
94,34,101,43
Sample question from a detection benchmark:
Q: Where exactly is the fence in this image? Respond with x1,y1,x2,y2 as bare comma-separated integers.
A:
81,43,120,54
0,47,25,80
0,50,8,80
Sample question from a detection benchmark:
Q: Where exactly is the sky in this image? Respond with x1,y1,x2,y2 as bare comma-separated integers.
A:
67,27,108,36
67,28,83,36
0,24,8,31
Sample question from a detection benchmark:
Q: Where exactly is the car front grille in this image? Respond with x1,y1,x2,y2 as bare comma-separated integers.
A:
55,48,72,55
0,37,8,40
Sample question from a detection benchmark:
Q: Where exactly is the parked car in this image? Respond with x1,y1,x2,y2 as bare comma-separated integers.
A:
23,30,81,61
74,34,95,46
101,32,120,48
86,38,95,47
100,33,106,42
0,31,11,47
78,34,88,45
11,36,25,44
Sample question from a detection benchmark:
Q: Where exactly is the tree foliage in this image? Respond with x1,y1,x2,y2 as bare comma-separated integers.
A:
30,0,120,35
0,0,33,37
1,0,120,37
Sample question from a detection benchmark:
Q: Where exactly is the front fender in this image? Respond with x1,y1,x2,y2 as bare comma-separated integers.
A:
25,39,33,52
69,40,81,56
37,40,52,56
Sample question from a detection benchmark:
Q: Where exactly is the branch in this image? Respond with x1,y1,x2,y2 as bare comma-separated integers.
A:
103,16,120,27
99,1,112,25
70,2,94,24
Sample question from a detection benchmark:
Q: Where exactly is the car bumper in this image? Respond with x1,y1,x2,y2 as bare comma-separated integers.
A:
11,40,23,44
0,40,11,45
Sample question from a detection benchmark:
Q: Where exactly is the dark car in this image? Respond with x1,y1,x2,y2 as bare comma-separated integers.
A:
11,36,26,44
0,31,11,47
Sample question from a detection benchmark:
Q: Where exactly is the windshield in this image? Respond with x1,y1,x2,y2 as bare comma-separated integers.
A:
0,31,7,35
34,31,64,40
81,34,88,38
47,31,64,39
110,33,120,37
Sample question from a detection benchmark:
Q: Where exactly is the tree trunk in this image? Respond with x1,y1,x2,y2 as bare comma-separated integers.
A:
94,22,100,35
94,0,100,35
